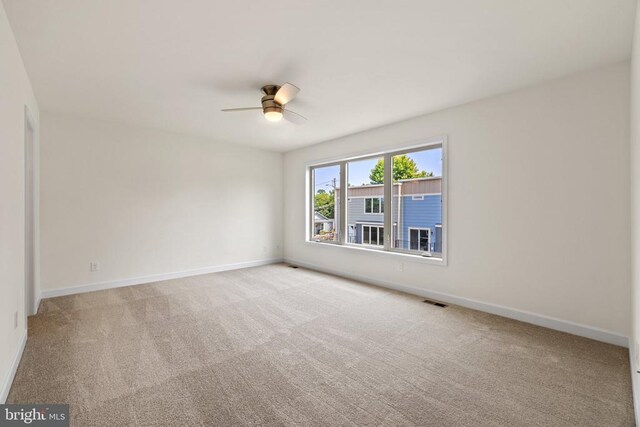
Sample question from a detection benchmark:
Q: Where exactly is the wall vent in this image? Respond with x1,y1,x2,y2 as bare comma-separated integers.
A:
423,299,447,308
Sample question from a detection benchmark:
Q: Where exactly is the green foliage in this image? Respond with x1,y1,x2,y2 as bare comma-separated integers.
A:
369,155,433,184
314,189,335,219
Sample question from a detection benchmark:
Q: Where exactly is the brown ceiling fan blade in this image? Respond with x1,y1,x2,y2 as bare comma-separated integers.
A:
221,107,262,112
283,109,307,125
274,83,300,105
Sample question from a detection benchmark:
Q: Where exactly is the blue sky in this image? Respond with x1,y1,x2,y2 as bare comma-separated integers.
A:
313,148,442,194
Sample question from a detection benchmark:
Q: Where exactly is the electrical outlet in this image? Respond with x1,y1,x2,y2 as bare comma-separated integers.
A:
398,262,404,272
90,261,100,272
14,311,18,329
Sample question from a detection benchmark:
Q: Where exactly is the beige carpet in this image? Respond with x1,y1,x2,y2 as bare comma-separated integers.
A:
8,264,634,426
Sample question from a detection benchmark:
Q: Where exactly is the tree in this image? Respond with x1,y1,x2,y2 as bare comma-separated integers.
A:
369,155,433,184
314,189,335,219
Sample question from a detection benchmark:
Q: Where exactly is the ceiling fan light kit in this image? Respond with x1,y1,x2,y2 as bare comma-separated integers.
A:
222,82,306,124
264,110,283,122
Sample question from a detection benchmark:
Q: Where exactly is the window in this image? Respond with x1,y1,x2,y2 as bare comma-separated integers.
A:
310,164,340,243
409,228,430,252
362,225,384,246
308,139,446,263
390,145,443,258
364,197,384,214
346,156,384,248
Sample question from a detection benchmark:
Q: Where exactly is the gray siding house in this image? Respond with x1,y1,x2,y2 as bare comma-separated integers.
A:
335,177,442,255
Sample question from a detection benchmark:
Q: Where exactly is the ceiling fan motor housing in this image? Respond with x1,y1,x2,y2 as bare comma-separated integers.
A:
261,85,283,114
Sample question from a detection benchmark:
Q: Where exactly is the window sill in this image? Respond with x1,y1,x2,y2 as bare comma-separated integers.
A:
304,240,447,266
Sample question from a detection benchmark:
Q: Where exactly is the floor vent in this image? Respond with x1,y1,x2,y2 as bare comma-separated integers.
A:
289,265,299,269
423,299,447,308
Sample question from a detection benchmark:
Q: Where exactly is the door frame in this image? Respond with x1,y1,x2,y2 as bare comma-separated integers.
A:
24,106,37,317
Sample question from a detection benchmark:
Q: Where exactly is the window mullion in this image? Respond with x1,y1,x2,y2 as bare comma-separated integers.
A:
309,167,314,241
339,162,347,244
383,153,392,251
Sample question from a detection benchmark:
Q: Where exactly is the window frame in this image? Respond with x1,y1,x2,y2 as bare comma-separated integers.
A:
361,224,384,246
306,136,447,266
308,161,342,245
364,197,384,214
408,227,431,254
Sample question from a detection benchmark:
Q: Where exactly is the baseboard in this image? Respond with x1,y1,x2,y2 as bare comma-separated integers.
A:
630,344,640,426
0,331,27,403
40,257,283,299
285,257,629,348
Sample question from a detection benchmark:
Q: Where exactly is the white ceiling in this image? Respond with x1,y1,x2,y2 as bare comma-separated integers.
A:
3,0,636,151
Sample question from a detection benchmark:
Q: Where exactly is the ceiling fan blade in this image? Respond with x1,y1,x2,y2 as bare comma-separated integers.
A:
283,109,307,125
274,83,300,105
221,107,262,112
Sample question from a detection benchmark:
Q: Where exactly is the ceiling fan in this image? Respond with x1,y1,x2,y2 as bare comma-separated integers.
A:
221,83,306,124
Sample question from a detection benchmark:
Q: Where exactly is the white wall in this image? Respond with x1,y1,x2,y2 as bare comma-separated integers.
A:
0,3,40,402
629,0,640,419
40,112,283,293
284,63,631,342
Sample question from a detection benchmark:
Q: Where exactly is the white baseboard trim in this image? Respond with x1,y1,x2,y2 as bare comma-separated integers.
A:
41,257,283,299
1,331,27,404
630,344,640,426
284,257,629,348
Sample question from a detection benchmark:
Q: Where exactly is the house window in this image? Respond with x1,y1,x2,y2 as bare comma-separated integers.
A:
307,138,446,264
310,164,340,243
390,145,443,258
409,228,430,252
345,156,384,248
364,197,384,214
362,225,384,246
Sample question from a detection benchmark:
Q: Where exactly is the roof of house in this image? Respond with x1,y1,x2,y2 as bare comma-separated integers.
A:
336,176,442,197
314,212,332,222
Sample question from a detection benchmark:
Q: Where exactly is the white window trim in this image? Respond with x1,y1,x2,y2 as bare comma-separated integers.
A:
306,136,447,266
347,193,440,199
408,227,431,255
364,197,384,214
406,193,441,197
361,224,384,246
348,222,383,246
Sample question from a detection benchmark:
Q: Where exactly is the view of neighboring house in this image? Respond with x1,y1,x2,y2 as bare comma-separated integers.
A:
314,212,334,235
319,176,442,256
